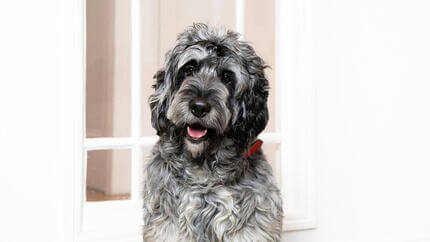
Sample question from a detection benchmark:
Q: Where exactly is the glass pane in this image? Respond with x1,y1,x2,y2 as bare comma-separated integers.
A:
158,0,236,63
245,0,276,133
262,142,280,186
141,0,236,136
86,0,131,138
86,149,131,201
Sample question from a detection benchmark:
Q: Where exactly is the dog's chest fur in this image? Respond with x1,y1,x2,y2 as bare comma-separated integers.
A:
178,186,237,241
143,158,239,241
142,145,283,242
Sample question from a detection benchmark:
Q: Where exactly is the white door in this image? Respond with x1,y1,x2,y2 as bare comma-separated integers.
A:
80,0,316,241
0,0,317,241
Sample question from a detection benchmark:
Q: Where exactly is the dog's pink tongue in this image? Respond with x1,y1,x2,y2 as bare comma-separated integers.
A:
187,126,207,139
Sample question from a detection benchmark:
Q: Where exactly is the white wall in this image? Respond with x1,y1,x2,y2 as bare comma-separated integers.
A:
0,1,80,242
0,1,59,242
283,0,430,241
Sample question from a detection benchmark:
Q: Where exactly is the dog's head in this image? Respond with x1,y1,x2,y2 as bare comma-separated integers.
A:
150,24,269,158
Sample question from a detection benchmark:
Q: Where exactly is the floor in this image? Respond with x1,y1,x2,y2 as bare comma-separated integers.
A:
86,187,130,201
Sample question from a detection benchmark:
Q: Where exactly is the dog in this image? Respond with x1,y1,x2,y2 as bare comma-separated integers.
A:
142,23,283,242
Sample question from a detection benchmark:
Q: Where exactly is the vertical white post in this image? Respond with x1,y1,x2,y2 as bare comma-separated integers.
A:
235,0,245,38
275,0,317,231
131,0,142,140
275,0,289,230
131,0,143,239
130,0,142,207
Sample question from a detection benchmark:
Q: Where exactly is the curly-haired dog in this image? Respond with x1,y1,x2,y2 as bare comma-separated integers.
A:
142,24,283,242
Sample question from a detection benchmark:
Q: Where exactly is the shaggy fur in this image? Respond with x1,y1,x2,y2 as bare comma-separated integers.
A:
142,24,283,242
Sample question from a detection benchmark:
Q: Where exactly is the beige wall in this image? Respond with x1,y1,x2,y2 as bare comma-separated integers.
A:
86,0,115,138
86,0,131,138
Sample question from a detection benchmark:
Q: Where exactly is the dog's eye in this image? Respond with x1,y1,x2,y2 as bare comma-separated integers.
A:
184,66,195,76
221,70,235,84
181,60,198,77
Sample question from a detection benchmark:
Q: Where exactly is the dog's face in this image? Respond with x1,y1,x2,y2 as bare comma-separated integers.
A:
150,24,269,158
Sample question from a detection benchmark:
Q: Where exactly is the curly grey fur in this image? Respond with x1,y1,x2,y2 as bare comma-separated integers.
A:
143,24,283,242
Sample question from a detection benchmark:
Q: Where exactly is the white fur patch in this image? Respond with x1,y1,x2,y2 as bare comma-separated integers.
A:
184,139,207,158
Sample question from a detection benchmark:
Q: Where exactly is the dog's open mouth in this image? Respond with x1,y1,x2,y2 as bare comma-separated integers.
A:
186,123,208,142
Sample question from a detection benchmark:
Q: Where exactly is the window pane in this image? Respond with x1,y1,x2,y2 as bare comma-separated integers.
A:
245,0,276,133
141,0,236,136
86,149,131,201
86,0,131,138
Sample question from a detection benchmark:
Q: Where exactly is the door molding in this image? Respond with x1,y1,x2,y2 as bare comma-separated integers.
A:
276,0,317,231
57,0,85,241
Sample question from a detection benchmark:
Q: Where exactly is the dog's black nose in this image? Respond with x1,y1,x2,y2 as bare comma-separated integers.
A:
190,98,211,117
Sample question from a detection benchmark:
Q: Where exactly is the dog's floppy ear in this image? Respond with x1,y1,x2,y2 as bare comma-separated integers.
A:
149,69,170,135
149,45,186,135
231,44,269,147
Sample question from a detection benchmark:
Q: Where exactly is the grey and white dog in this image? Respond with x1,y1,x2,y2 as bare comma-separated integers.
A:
142,24,283,242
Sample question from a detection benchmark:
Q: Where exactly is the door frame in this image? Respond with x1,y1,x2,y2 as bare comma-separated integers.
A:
59,0,317,240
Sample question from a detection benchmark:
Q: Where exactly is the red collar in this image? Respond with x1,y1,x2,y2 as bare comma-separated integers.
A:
243,139,263,158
